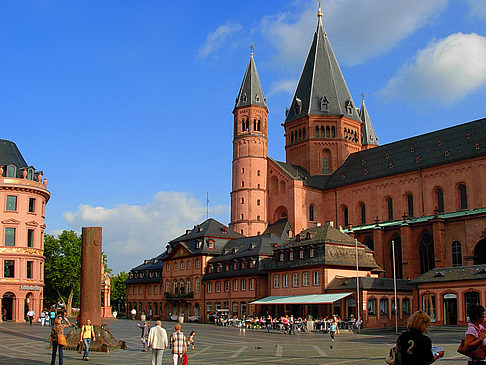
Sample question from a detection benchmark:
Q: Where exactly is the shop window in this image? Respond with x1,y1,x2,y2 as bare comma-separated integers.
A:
422,293,436,322
368,298,377,315
380,298,389,315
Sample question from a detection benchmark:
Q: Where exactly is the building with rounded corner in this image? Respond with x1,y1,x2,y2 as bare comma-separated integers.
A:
0,139,50,322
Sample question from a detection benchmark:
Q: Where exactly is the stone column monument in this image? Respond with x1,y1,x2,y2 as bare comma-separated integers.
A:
80,227,102,326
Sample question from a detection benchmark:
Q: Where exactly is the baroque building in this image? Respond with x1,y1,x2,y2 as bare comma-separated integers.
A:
127,4,486,327
0,139,50,322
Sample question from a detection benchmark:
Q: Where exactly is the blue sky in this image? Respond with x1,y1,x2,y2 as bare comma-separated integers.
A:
2,0,485,273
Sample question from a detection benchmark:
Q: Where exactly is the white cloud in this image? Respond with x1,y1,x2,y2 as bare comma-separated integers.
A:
269,79,297,95
198,21,242,58
467,0,486,19
62,191,228,273
380,32,486,104
261,0,448,66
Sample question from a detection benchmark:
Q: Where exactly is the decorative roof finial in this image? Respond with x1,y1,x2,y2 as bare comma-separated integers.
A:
250,43,255,56
317,0,323,18
361,92,365,102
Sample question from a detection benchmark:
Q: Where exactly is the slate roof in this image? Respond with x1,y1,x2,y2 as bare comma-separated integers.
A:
266,224,381,271
269,158,310,179
326,276,413,292
234,53,266,109
305,117,486,190
359,98,378,146
263,219,293,240
203,257,272,280
412,264,486,284
284,16,360,124
0,139,38,178
126,252,166,284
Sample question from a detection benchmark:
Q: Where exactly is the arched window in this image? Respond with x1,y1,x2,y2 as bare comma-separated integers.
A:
245,120,249,131
257,120,261,131
386,197,394,221
331,126,336,138
241,120,245,132
309,205,315,221
419,232,435,274
303,128,306,139
173,280,178,295
391,236,403,279
253,119,257,131
315,126,319,137
452,241,462,266
325,126,330,138
240,213,244,220
322,157,329,173
436,188,444,213
298,129,302,141
179,279,185,295
407,194,414,218
257,215,260,221
256,199,260,206
343,206,349,227
320,126,325,138
241,198,244,204
359,203,366,225
291,132,294,143
474,238,486,265
459,184,468,210
165,280,170,293
6,165,16,177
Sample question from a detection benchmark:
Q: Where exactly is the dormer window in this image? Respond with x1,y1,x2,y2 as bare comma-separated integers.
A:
224,264,229,272
243,93,248,103
208,264,214,273
233,261,238,270
129,272,133,279
241,260,246,269
249,259,255,269
289,251,294,260
216,264,222,273
140,272,144,278
208,239,215,249
149,271,153,278
345,100,354,115
249,243,254,250
296,235,300,242
195,240,201,249
306,232,311,240
279,252,284,262
27,168,34,180
166,245,172,254
222,227,227,233
6,165,16,177
310,247,315,258
294,97,302,114
299,250,304,259
222,249,226,255
232,247,237,254
320,96,329,111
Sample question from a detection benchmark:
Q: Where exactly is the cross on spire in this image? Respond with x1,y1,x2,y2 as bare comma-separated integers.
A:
250,43,255,55
317,0,323,18
361,92,365,101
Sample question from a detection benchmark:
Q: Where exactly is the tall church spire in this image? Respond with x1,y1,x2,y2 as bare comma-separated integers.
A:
284,4,359,124
359,93,379,147
235,45,266,109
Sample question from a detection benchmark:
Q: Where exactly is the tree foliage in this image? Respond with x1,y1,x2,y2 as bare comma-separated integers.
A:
44,230,81,315
110,271,128,312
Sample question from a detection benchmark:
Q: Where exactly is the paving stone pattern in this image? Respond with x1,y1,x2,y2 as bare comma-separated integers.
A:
0,320,468,364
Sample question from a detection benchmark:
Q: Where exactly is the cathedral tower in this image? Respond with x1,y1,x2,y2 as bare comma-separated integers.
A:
283,4,365,175
230,49,268,236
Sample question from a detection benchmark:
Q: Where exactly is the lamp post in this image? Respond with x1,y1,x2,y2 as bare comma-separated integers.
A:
355,239,360,326
392,240,398,334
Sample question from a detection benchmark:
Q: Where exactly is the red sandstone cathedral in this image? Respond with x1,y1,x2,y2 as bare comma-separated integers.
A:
126,6,486,328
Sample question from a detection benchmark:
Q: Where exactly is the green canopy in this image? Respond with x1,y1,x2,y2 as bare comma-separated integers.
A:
250,292,353,305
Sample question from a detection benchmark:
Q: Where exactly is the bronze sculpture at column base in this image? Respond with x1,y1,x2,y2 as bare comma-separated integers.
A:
64,324,127,353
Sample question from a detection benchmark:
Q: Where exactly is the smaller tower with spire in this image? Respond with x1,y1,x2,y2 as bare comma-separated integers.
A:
359,93,379,149
230,46,269,236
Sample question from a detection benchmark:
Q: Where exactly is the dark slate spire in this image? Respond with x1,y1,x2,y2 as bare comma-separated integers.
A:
284,9,360,124
235,47,267,109
359,95,379,146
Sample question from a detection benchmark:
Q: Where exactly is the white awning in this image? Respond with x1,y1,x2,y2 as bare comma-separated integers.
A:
250,292,353,305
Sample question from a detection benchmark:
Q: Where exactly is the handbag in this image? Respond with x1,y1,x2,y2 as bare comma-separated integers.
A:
57,334,67,346
182,351,188,365
457,339,486,360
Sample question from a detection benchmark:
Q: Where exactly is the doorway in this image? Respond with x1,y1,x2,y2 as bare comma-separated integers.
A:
443,293,457,325
2,292,14,321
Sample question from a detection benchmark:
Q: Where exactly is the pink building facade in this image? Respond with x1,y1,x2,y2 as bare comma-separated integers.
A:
0,139,50,322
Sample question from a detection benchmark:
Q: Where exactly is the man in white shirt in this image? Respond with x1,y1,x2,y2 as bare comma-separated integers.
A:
27,310,35,326
147,321,168,365
131,308,137,320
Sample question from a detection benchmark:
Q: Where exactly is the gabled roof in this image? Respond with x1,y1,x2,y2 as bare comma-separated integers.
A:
326,276,412,292
263,219,292,240
359,97,378,146
412,264,486,284
234,53,266,109
284,16,360,124
269,158,310,180
305,117,486,190
169,218,243,244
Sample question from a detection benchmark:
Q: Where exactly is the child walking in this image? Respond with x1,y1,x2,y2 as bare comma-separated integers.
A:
188,331,196,350
329,321,336,348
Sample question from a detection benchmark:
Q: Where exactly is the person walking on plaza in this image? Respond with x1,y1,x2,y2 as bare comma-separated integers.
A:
137,321,150,351
289,315,296,335
187,331,196,350
49,317,72,365
79,319,96,361
265,314,272,333
50,310,56,326
131,307,137,320
463,304,486,365
170,324,187,365
396,311,444,364
147,320,168,365
27,309,35,325
282,315,289,334
40,310,46,326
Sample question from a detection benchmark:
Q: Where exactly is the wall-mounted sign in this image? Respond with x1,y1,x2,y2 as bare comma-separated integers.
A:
20,285,41,291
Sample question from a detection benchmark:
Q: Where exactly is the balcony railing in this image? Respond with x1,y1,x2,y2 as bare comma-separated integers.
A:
164,291,194,301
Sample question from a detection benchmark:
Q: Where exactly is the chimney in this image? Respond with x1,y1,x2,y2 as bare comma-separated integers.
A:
326,221,334,227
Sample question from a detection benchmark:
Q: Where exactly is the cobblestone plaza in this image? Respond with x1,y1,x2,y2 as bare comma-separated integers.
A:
0,319,469,364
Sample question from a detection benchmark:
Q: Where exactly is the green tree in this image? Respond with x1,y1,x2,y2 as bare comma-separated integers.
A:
110,271,128,313
44,230,81,315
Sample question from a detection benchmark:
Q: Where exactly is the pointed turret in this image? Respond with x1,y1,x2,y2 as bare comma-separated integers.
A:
235,48,266,109
284,10,359,123
359,95,379,147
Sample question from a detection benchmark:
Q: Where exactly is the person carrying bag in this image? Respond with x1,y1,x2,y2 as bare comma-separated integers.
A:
458,304,486,364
